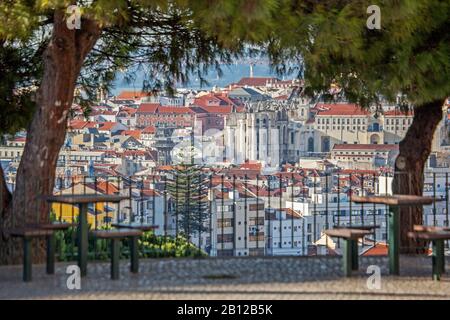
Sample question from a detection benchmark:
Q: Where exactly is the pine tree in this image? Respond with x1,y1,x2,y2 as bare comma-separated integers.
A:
166,165,210,241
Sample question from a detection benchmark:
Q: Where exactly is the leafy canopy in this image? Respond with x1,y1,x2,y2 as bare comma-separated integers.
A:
0,0,277,133
265,0,449,108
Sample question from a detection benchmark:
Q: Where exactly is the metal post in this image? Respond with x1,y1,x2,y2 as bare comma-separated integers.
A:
130,236,139,273
78,203,89,277
46,234,56,275
23,237,32,282
337,174,341,248
343,239,352,277
432,240,444,281
349,173,352,228
360,174,364,227
433,173,437,226
388,206,400,275
232,175,236,253
325,173,329,250
256,174,260,251
244,174,248,252
373,174,377,244
221,175,224,252
313,175,317,242
351,239,358,271
111,238,120,280
279,174,282,250
291,173,294,250
446,172,449,249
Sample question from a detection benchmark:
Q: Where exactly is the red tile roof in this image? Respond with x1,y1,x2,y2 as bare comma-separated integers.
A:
315,103,369,116
118,107,137,115
68,120,97,130
158,106,194,114
98,122,119,131
117,90,152,100
192,92,243,109
121,130,141,139
194,105,245,114
96,181,119,195
136,103,160,114
142,126,156,134
239,162,262,171
236,77,279,87
140,189,161,197
383,109,414,116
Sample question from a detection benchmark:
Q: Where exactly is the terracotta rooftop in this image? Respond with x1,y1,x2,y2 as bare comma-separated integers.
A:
117,90,152,100
136,103,160,114
68,120,97,130
236,77,280,87
141,126,156,134
121,130,141,139
383,109,414,116
315,103,369,116
158,106,194,114
98,122,119,131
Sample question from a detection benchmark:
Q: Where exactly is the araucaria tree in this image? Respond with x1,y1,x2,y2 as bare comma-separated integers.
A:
166,165,210,241
264,0,449,252
0,0,273,264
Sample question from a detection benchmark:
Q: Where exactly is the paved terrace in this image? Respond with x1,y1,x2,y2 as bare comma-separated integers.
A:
1,255,450,300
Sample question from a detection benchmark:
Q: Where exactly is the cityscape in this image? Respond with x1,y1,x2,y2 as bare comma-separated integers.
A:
2,74,450,258
0,0,449,303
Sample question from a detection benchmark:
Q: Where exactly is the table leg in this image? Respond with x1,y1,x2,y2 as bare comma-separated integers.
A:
23,237,32,282
111,239,120,280
432,240,444,281
46,233,55,274
388,206,400,275
78,203,89,277
129,236,139,273
351,239,358,271
343,239,352,277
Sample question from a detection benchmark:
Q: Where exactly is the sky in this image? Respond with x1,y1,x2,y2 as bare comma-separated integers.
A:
111,63,280,95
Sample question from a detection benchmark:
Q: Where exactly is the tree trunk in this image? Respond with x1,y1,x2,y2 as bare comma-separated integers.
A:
0,164,12,220
392,99,445,253
0,10,101,265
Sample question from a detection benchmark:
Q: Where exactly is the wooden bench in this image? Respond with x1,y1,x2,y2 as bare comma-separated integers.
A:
413,225,450,232
111,222,159,232
333,225,379,231
90,228,143,280
28,222,76,275
324,228,372,277
408,231,450,281
8,227,54,282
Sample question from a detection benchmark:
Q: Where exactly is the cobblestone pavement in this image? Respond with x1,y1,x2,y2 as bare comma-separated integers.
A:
1,255,449,299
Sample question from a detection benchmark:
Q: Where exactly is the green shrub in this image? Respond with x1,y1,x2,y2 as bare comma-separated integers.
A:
54,227,206,262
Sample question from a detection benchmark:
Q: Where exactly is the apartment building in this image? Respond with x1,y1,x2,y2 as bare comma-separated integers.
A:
210,190,266,257
265,208,304,256
330,144,399,170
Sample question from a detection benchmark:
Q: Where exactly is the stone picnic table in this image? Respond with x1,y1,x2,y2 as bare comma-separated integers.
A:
351,194,439,275
43,194,128,277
